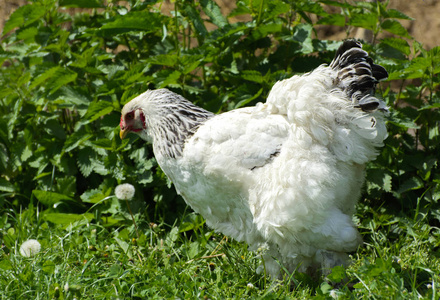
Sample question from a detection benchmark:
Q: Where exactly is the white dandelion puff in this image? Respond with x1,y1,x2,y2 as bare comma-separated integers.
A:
330,289,338,299
247,283,254,289
19,239,41,257
115,183,135,200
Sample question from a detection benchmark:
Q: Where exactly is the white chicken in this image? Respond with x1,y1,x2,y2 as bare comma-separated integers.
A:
119,40,388,276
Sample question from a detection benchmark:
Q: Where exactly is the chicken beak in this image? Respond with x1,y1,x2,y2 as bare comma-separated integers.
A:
120,128,129,140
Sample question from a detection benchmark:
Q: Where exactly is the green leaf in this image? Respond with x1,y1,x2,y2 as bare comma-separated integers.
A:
384,9,414,21
184,5,208,38
63,131,93,152
2,3,46,35
92,139,113,150
108,264,122,277
20,145,32,162
380,20,411,38
319,0,353,9
16,26,39,42
42,260,56,274
30,67,61,90
200,0,228,27
148,54,179,67
103,153,125,181
135,169,153,185
114,237,129,254
397,177,424,194
296,0,327,17
0,259,13,271
90,158,108,176
30,67,77,95
182,57,203,74
158,70,182,88
387,119,419,130
82,101,113,123
128,147,148,163
265,0,290,20
80,188,112,204
326,266,347,283
49,69,78,94
228,2,251,18
403,57,431,79
99,11,164,36
115,137,130,152
292,23,313,53
45,119,67,140
208,23,248,44
77,148,95,177
179,213,205,233
70,46,98,68
349,13,377,31
319,282,333,295
187,241,201,259
292,23,313,43
317,14,346,27
240,70,263,83
235,87,263,108
166,227,180,246
43,213,94,224
33,190,75,207
0,145,7,173
379,38,411,57
251,23,282,40
419,103,440,111
59,0,104,8
380,19,410,38
367,168,392,193
0,178,15,193
59,86,91,106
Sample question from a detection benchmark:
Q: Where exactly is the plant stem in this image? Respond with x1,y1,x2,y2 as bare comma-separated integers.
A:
125,199,140,238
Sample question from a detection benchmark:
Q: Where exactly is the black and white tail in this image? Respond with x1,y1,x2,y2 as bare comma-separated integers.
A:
330,40,388,112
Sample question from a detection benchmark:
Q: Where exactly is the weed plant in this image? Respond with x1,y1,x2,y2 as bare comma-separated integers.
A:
0,0,439,298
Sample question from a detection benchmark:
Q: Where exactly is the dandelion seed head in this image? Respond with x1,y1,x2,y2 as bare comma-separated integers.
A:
247,283,254,289
330,290,338,299
19,239,41,257
115,183,135,200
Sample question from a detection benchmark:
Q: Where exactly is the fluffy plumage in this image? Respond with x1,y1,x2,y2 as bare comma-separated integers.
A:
120,40,388,276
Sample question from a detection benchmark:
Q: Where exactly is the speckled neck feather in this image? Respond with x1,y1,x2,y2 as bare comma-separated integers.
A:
145,89,214,158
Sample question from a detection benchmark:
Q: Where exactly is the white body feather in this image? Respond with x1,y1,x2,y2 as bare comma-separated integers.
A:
155,65,387,275
121,40,388,276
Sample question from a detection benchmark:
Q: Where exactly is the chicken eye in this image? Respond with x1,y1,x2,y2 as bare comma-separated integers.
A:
126,112,134,120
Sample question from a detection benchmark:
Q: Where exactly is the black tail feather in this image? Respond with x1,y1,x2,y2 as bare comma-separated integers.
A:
330,40,388,112
372,64,388,82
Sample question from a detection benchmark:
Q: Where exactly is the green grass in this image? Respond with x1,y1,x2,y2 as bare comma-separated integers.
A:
1,208,286,299
1,204,439,299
